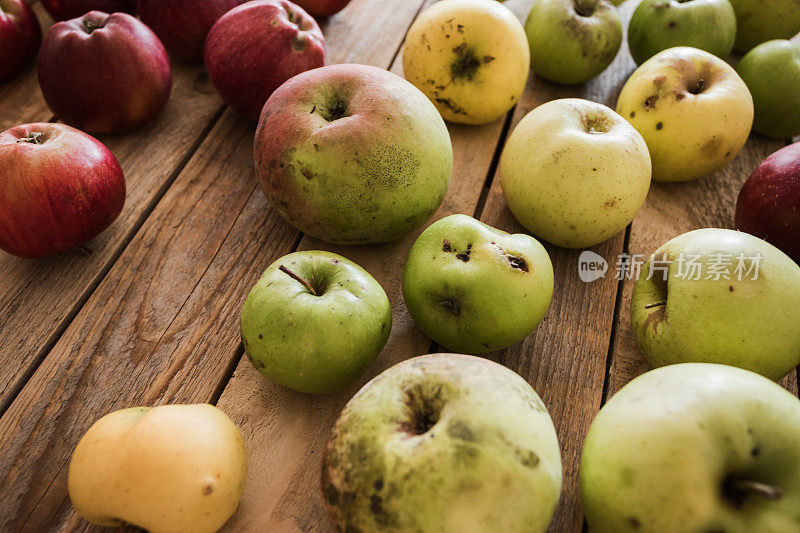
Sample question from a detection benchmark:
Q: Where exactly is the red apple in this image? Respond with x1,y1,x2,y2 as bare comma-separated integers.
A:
38,11,172,134
0,122,125,258
0,0,42,81
735,142,800,263
204,0,325,120
138,0,243,63
292,0,350,18
41,0,136,21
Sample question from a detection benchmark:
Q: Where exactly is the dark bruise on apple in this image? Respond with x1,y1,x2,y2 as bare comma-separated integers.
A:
0,0,42,82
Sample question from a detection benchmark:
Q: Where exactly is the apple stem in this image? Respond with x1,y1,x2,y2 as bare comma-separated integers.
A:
644,300,667,309
734,480,783,502
16,132,45,145
279,265,317,296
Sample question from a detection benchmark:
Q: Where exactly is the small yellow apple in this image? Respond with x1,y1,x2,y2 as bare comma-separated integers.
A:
68,404,247,533
402,0,530,125
617,47,754,182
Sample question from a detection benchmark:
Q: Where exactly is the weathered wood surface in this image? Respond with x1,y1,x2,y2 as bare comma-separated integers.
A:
0,0,798,532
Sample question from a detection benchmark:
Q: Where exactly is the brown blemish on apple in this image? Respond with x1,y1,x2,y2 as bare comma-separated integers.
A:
517,448,540,468
441,297,461,315
456,244,472,262
604,198,619,208
702,137,723,158
447,421,476,441
644,94,659,109
202,482,214,495
442,239,452,252
507,255,528,272
628,517,642,528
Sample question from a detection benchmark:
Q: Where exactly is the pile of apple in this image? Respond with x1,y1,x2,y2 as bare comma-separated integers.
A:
1,0,800,531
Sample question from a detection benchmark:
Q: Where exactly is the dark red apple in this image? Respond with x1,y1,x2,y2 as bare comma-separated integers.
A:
138,0,243,63
735,142,800,263
38,11,172,134
41,0,136,21
0,122,125,258
293,0,350,18
0,0,42,81
204,0,325,120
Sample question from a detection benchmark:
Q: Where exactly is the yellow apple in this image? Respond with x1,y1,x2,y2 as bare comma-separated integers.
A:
68,404,247,533
617,47,754,182
402,0,529,125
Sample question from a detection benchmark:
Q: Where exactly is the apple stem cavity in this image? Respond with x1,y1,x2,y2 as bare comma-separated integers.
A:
644,300,667,309
82,19,107,34
279,265,318,296
16,132,46,145
573,0,597,17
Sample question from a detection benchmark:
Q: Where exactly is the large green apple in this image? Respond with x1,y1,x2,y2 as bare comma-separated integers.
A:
240,250,392,394
322,354,562,533
628,0,737,66
617,47,753,182
401,214,553,355
500,98,651,248
631,228,800,380
524,0,622,85
729,0,800,52
737,40,800,139
581,363,800,532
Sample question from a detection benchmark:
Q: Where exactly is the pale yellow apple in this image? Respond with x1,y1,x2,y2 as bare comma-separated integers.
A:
68,404,247,533
402,0,530,125
617,47,754,182
500,98,652,248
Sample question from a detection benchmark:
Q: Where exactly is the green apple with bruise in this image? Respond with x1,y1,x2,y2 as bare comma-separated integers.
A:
631,228,800,380
322,354,563,533
524,0,622,85
628,0,737,66
402,215,554,355
240,250,392,394
617,47,753,182
581,363,800,532
729,0,800,52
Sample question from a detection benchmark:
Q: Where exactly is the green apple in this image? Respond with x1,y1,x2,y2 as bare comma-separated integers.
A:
617,47,753,182
69,404,247,533
737,40,800,139
500,98,651,248
403,0,530,125
631,228,800,380
581,363,800,532
524,0,622,85
322,353,562,533
240,250,392,394
729,0,800,52
401,214,553,355
628,0,737,66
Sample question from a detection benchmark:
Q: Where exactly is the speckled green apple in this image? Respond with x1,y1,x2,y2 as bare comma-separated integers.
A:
402,215,553,355
524,0,622,85
500,98,651,248
240,251,391,394
737,40,800,139
617,47,753,182
322,354,562,533
581,363,800,533
628,0,737,65
254,64,452,245
729,0,800,52
631,229,800,380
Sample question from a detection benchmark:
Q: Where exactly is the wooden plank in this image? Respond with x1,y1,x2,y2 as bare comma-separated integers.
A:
0,1,431,530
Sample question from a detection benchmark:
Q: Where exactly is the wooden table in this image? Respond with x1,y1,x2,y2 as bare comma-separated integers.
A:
1,1,798,531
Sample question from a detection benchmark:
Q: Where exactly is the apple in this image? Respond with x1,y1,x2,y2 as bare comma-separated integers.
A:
402,0,530,125
627,0,737,66
69,404,247,533
137,0,243,63
736,143,800,264
292,0,350,18
41,0,137,21
581,363,800,532
204,0,325,120
631,228,800,381
0,0,42,82
402,214,553,355
524,0,622,85
616,47,753,182
254,63,453,245
322,354,562,532
500,98,651,248
736,39,800,140
38,11,172,134
0,123,125,259
729,0,800,52
241,250,392,394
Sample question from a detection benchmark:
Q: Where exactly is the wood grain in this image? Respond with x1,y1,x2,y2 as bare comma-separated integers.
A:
0,0,433,530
